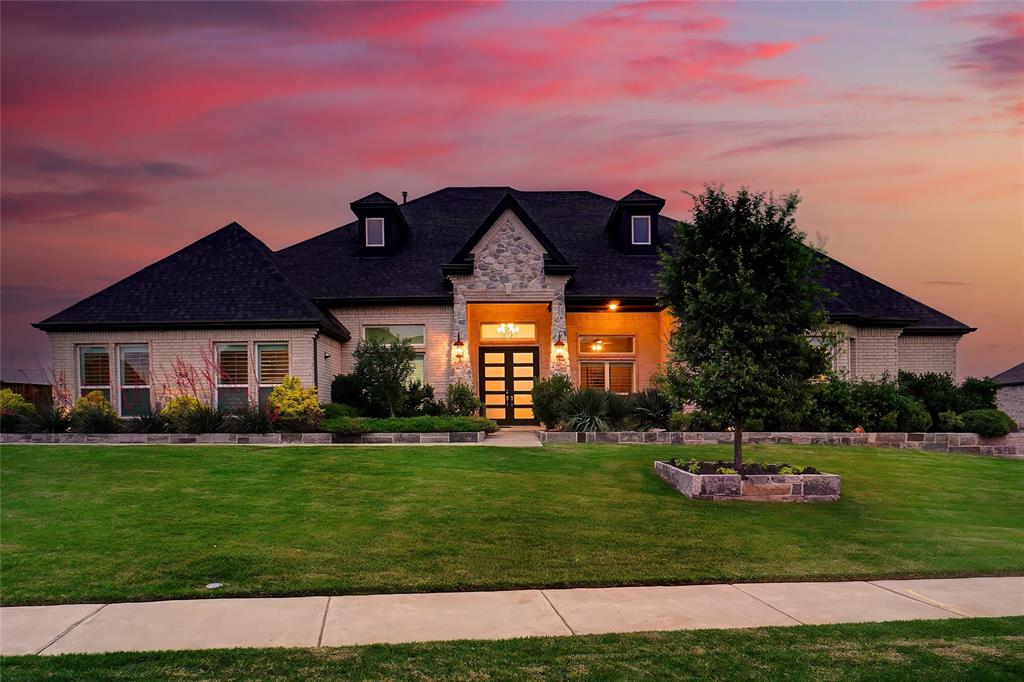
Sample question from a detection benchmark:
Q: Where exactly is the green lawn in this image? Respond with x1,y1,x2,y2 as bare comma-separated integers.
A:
1,443,1022,606
3,618,1022,681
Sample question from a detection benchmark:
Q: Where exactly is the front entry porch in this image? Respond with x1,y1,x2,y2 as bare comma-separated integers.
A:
479,346,539,425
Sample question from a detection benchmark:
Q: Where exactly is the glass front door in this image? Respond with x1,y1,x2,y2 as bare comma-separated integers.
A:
479,347,539,425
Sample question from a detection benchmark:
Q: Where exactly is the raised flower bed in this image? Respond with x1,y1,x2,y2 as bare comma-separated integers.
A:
654,459,841,502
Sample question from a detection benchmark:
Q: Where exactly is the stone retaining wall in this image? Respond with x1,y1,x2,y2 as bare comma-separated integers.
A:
539,430,1024,457
0,432,487,445
654,460,841,502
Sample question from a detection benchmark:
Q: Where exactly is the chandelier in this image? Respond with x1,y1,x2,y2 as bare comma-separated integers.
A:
495,323,520,339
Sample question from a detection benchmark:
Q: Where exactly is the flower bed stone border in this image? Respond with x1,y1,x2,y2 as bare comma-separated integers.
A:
0,431,487,445
654,460,841,502
538,430,1024,457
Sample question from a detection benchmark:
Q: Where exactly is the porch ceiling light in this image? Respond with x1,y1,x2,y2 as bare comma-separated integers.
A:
590,338,603,352
495,323,519,339
608,301,620,311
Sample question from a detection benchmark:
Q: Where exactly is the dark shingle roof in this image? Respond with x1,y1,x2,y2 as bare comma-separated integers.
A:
35,222,349,340
619,189,664,203
992,362,1024,387
36,187,972,336
276,187,972,333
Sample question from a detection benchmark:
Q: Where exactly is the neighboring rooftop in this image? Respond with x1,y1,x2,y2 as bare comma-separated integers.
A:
992,362,1024,387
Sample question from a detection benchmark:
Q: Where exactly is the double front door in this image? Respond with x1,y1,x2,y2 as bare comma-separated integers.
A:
479,347,539,425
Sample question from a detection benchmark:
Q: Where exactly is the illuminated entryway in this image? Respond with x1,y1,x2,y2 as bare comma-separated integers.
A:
479,347,539,425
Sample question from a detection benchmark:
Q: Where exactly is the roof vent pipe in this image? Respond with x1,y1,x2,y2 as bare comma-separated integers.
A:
401,191,408,204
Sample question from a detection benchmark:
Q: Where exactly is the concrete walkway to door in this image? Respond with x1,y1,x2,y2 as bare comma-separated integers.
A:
484,428,542,447
2,577,1020,656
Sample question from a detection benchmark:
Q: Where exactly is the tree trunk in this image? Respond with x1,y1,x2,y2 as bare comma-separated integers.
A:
733,421,743,470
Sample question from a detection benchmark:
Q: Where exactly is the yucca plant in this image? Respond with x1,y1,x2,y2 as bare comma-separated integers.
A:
561,388,611,432
628,388,673,431
224,402,279,434
605,391,630,430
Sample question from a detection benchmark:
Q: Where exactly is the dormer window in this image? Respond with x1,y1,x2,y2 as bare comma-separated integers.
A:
365,217,385,247
631,215,651,245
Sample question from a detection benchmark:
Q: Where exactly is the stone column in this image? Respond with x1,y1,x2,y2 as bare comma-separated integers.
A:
549,281,570,378
451,286,473,387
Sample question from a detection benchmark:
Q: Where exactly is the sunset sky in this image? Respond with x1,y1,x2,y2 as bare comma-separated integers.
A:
2,0,1021,380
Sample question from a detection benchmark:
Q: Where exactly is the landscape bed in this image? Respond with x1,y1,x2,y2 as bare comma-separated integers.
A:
538,430,1024,456
0,431,487,445
654,459,841,502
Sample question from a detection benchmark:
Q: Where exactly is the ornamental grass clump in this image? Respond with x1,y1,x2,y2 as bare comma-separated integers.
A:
70,391,121,433
266,376,324,432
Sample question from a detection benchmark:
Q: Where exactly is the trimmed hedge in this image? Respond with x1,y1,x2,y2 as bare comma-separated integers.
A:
960,409,1017,438
322,415,499,435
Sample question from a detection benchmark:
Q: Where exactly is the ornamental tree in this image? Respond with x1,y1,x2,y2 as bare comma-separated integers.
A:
353,337,417,417
658,185,835,468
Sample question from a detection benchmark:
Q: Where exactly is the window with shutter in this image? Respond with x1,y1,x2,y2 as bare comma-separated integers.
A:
78,345,111,401
217,343,249,411
118,344,150,416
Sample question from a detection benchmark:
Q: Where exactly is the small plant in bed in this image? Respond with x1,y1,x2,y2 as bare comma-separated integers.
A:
668,458,819,476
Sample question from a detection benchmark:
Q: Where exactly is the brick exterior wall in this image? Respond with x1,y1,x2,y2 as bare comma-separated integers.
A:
897,335,958,377
316,334,343,400
48,328,321,414
997,385,1024,430
565,311,670,390
328,304,455,393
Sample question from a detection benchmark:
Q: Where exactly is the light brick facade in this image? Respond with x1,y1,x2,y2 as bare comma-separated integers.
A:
831,326,961,380
996,385,1024,430
49,328,322,414
897,335,958,377
565,310,672,390
328,304,455,393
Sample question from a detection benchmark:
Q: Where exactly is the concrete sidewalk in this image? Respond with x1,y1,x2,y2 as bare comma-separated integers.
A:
1,577,1021,656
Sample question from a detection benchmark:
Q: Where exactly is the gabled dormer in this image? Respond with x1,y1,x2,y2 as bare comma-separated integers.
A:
606,189,666,255
350,192,409,256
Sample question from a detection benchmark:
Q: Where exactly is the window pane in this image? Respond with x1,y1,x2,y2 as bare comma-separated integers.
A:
485,407,505,420
609,363,634,394
579,336,634,354
580,363,606,390
218,387,248,412
79,346,110,386
631,216,651,244
119,345,149,386
364,325,424,346
120,388,150,417
479,323,536,340
258,343,288,384
484,380,504,392
366,217,385,246
409,353,425,385
514,408,534,420
513,365,534,378
218,344,248,385
513,352,534,364
483,352,505,364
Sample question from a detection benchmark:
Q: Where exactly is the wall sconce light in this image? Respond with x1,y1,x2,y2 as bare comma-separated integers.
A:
323,352,332,360
553,337,567,362
608,300,620,311
452,333,466,362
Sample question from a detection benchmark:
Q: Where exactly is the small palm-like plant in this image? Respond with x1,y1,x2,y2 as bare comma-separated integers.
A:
628,388,673,431
562,388,611,432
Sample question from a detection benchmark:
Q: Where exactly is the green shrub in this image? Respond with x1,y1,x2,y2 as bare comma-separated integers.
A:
267,376,324,431
125,403,169,434
32,404,71,434
937,410,965,432
605,392,632,430
561,388,611,432
400,380,440,417
160,395,226,433
960,409,1016,437
444,382,482,417
743,416,765,431
688,410,725,431
531,375,573,429
1,388,37,433
897,371,997,428
353,338,417,417
324,403,360,420
897,395,932,432
669,411,692,431
223,402,279,434
322,415,499,435
330,373,365,408
69,391,121,433
958,377,998,412
627,389,672,430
